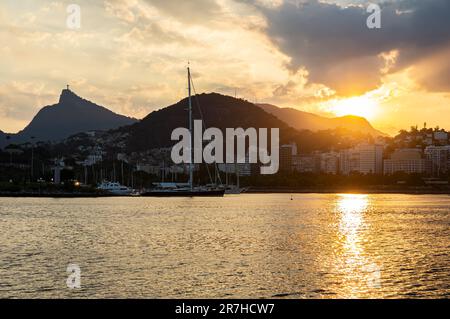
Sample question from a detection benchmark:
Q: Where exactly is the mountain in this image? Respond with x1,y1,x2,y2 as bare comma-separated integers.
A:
124,93,297,151
258,104,386,137
122,93,376,153
0,131,5,146
0,131,12,149
3,89,137,147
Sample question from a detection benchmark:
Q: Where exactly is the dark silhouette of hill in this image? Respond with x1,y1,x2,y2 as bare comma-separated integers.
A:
258,103,386,137
122,93,376,153
124,93,299,152
2,89,137,148
0,131,5,147
0,131,13,149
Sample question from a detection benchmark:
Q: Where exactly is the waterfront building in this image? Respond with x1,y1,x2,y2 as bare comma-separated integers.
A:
339,148,360,175
424,145,450,177
340,144,383,175
319,152,340,174
280,142,298,172
52,158,66,184
358,144,384,174
383,148,428,175
217,153,252,177
292,154,318,173
434,131,448,144
83,146,103,166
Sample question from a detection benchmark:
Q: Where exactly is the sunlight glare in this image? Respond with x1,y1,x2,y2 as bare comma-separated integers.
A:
331,96,378,120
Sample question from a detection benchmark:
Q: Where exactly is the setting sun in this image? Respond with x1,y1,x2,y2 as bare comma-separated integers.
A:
331,96,379,120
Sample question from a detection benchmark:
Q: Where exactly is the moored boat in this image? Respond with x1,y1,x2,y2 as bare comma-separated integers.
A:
97,181,133,195
141,183,225,197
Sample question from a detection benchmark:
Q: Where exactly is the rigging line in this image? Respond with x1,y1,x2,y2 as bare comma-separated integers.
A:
190,76,215,186
192,84,224,186
190,76,223,186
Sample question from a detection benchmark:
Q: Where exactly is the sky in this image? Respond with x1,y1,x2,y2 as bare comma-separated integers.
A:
0,0,449,135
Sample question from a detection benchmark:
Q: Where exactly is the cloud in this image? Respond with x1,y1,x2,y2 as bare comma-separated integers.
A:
412,46,450,92
247,0,450,95
118,23,191,46
105,0,139,23
0,81,58,132
141,0,223,23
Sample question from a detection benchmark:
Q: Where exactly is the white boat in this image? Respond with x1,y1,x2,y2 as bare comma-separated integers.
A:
97,181,133,195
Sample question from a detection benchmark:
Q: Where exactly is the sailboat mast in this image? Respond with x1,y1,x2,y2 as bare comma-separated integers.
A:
236,163,240,189
188,66,193,190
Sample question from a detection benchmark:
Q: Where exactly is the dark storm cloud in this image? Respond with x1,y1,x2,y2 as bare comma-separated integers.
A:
250,0,450,94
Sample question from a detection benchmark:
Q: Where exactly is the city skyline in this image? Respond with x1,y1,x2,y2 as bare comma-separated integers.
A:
1,0,449,136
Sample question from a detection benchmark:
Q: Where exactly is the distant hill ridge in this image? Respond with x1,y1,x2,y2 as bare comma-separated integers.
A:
119,92,377,153
122,92,299,152
0,89,137,148
258,103,386,137
1,91,383,153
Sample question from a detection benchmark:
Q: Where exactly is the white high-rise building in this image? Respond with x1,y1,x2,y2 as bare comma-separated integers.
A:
340,144,383,175
358,144,384,174
340,149,360,175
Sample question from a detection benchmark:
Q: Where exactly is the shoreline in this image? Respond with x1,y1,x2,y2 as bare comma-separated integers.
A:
0,192,129,198
1,188,450,197
245,187,450,195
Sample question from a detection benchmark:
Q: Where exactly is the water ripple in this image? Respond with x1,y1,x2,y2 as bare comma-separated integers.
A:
0,194,449,298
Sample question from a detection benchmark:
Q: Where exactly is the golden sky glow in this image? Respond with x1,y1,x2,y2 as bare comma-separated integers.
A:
0,0,449,135
324,96,379,120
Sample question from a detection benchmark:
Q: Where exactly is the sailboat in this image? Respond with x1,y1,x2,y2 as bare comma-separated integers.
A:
141,67,225,197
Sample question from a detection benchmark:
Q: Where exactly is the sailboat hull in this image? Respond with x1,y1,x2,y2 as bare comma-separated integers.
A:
141,189,225,197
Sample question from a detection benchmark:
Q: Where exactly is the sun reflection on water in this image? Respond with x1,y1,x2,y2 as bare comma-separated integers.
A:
338,194,369,215
338,194,368,245
334,194,380,298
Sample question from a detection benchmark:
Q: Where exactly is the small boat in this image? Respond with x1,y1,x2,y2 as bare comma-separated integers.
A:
97,181,133,195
